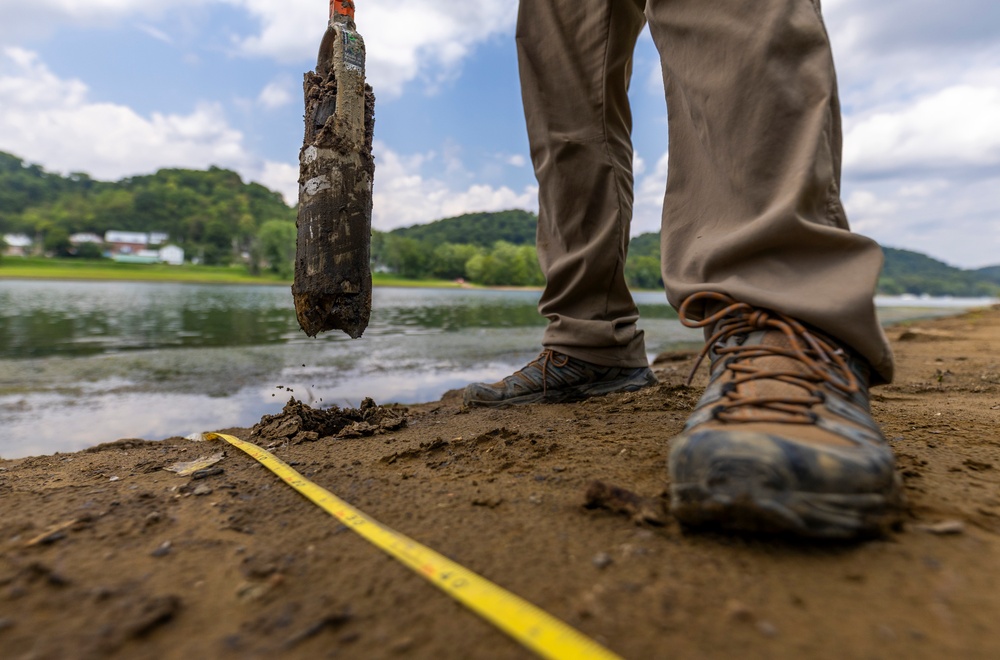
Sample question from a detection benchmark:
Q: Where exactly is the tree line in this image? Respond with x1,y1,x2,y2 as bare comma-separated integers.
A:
371,210,544,286
371,209,668,289
372,232,543,286
3,151,998,294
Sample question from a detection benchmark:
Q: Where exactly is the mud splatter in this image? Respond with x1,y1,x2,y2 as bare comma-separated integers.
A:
250,397,405,444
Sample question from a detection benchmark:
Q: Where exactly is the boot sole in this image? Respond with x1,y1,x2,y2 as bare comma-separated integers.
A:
670,479,903,539
464,370,658,407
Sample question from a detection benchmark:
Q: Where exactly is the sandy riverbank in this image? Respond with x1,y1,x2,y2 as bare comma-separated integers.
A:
2,306,999,659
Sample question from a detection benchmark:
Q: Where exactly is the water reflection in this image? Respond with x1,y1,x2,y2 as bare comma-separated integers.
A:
0,279,987,459
0,282,560,359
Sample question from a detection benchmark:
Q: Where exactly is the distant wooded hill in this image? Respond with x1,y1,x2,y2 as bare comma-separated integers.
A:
380,211,1000,296
0,151,296,273
2,151,996,294
622,235,1000,296
389,210,537,247
879,247,999,297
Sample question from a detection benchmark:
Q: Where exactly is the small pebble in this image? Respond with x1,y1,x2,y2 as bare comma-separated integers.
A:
151,541,172,558
191,466,224,480
47,571,69,587
756,621,779,637
724,599,754,623
192,485,213,496
108,476,120,482
39,531,67,545
591,552,613,569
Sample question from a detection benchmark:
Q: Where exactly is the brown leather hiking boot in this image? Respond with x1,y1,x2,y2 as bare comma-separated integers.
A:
668,293,902,538
463,349,658,407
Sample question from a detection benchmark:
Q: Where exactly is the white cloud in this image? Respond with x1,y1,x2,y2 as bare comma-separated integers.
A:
226,0,515,96
843,84,1000,177
825,0,1000,53
0,47,290,199
255,160,298,204
843,176,1000,268
825,0,1000,111
372,141,537,230
0,0,526,215
29,0,156,10
169,139,540,225
136,23,174,44
898,180,949,198
631,151,669,236
843,190,900,230
1,1,514,98
257,80,293,109
0,48,242,178
0,0,188,40
632,154,646,177
221,0,323,61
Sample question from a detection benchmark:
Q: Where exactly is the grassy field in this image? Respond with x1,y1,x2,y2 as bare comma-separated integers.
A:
0,257,463,288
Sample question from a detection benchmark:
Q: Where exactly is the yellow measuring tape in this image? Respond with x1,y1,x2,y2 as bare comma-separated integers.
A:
203,432,622,660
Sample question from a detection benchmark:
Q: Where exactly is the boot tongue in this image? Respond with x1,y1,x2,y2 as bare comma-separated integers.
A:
721,329,817,420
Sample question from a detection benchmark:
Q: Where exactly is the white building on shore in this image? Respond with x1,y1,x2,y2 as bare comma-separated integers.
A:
158,245,184,266
2,233,33,256
103,231,183,264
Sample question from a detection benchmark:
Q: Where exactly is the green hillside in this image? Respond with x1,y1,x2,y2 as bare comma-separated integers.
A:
372,211,542,285
974,266,1000,286
390,210,537,247
0,152,105,224
0,151,295,273
625,232,663,290
879,247,999,296
620,232,1000,296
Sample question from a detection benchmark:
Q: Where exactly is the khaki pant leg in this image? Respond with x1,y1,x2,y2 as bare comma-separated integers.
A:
516,0,650,368
646,0,895,382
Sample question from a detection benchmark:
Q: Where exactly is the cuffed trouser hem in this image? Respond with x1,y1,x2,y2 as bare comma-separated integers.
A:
544,328,649,368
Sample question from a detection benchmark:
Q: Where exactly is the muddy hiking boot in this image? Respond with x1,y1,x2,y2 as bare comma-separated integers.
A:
463,349,658,407
669,292,902,539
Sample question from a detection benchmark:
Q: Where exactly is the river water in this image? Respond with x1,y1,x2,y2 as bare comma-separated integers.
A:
1,280,994,459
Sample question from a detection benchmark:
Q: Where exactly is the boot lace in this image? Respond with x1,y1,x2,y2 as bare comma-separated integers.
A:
514,349,571,396
679,292,860,424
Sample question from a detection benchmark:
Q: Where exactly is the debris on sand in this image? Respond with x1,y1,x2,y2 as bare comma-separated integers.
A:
584,480,669,526
24,519,80,548
914,520,966,535
250,397,406,445
164,453,225,476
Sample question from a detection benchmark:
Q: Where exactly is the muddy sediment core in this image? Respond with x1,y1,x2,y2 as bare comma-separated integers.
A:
292,20,376,340
2,307,1000,658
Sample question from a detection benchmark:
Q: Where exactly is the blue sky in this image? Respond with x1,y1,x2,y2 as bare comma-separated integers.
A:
1,0,999,268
